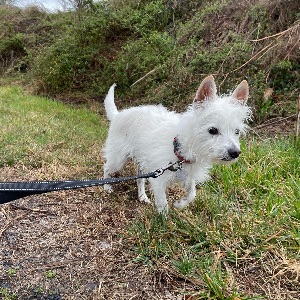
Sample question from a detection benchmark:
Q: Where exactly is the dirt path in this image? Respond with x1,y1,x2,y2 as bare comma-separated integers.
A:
0,175,195,299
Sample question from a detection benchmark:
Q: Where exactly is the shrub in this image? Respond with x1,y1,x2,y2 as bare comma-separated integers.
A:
2,0,299,124
111,31,174,95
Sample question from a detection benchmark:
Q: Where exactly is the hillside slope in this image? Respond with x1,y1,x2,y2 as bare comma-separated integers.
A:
0,0,299,124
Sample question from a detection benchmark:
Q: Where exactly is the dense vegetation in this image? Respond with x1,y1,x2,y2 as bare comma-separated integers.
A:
0,0,299,123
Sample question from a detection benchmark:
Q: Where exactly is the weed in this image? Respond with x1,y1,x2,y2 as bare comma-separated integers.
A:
7,268,18,277
172,251,195,275
0,288,17,300
45,271,56,279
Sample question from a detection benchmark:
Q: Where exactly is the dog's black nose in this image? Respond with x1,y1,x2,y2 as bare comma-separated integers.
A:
228,149,241,159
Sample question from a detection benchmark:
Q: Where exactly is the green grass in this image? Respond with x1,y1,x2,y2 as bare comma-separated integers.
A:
128,138,300,299
0,86,106,176
0,85,299,298
0,288,17,300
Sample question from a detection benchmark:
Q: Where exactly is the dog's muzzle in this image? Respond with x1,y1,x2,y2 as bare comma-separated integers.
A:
221,148,241,161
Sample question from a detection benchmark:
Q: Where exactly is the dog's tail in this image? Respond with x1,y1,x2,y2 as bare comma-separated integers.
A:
104,83,118,121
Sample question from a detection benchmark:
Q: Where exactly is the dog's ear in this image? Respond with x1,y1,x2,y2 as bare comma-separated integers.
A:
232,80,249,104
193,75,217,107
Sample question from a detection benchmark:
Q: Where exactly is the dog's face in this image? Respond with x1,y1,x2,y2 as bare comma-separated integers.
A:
189,76,251,164
203,113,244,164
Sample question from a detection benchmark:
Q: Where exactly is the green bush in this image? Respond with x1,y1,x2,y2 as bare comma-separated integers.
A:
32,0,175,95
111,31,173,93
32,5,117,93
0,34,26,72
1,0,299,123
33,37,104,93
136,0,299,121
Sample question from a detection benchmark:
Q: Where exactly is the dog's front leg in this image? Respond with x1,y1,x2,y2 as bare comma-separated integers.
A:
137,178,150,203
103,165,113,193
137,165,150,203
173,180,196,209
149,178,168,214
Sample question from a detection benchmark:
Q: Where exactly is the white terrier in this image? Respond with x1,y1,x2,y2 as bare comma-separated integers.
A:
103,75,251,214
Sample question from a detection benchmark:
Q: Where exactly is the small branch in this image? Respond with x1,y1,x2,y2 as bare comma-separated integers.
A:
250,23,299,42
9,203,56,215
283,37,300,61
130,68,156,87
253,115,296,130
0,212,28,237
29,257,95,272
223,41,275,77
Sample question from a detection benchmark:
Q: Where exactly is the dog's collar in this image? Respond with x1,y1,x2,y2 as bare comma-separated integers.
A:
173,136,192,163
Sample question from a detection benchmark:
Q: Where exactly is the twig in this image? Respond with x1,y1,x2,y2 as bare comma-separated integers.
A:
250,23,299,42
223,41,275,77
130,68,156,87
9,203,56,215
221,23,299,79
212,249,224,272
0,212,28,237
283,37,300,61
0,204,55,237
28,257,96,272
253,115,296,130
263,230,285,244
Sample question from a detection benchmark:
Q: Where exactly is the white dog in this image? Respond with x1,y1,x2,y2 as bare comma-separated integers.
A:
103,75,252,213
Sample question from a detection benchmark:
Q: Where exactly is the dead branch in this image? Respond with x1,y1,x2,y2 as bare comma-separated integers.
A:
130,68,156,87
250,23,299,42
253,115,296,130
223,40,275,77
9,203,56,215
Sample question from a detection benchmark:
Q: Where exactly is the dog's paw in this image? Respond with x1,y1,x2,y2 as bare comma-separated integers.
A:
157,206,168,215
139,194,151,204
173,199,189,209
104,184,113,193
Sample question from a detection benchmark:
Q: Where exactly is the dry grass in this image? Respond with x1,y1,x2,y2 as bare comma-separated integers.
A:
0,166,197,299
234,249,300,299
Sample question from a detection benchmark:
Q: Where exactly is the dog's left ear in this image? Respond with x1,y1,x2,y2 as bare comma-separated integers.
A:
232,80,249,104
193,75,217,108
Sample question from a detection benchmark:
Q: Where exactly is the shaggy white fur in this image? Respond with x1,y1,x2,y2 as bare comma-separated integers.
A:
103,75,252,214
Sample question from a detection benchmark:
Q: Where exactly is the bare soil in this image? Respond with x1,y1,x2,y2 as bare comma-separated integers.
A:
0,166,198,300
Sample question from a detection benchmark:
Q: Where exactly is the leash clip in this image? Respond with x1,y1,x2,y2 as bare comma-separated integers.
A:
168,160,183,172
152,161,182,178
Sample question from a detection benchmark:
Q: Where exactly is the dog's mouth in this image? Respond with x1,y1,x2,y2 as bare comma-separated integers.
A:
219,157,238,163
221,157,235,161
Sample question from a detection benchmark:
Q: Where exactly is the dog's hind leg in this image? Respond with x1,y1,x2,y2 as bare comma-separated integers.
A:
173,180,196,209
103,146,128,193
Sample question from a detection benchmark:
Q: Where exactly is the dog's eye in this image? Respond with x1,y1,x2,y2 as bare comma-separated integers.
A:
208,127,219,135
235,129,240,135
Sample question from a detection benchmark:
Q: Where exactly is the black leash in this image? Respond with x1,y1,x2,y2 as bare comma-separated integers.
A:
0,161,183,204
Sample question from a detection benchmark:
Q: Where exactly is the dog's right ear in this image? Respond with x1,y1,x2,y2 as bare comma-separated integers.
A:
193,75,217,108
